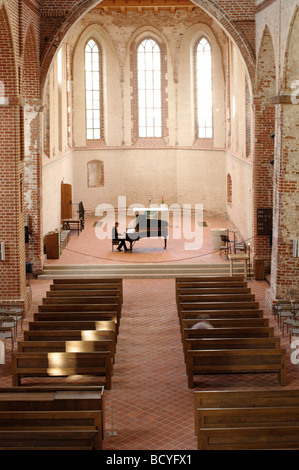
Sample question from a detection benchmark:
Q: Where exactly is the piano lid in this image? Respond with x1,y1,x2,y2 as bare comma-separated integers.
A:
132,207,169,221
132,207,169,212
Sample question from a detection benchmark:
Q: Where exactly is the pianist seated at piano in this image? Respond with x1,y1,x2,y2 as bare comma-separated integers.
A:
112,222,129,252
125,208,169,252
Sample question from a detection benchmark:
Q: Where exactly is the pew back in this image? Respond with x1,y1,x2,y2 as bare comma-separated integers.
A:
186,348,287,388
12,351,113,388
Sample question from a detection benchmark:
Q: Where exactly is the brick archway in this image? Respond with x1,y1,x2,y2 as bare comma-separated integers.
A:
39,0,256,93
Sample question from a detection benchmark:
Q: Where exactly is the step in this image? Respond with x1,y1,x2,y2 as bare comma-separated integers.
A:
38,262,252,279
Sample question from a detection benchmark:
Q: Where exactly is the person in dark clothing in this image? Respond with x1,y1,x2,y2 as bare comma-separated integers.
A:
112,221,128,251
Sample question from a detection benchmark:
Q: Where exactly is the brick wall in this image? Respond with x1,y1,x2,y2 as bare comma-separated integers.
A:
0,3,25,303
0,1,40,310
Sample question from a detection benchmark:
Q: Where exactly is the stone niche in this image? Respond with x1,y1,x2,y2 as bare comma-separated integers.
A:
87,159,104,188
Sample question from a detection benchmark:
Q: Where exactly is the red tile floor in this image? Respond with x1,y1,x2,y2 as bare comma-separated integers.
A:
1,214,299,450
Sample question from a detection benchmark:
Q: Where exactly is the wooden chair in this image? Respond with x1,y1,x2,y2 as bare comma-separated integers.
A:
0,319,14,350
219,235,232,258
0,306,23,334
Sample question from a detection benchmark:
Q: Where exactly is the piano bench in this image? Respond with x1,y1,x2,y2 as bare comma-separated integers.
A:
112,240,119,252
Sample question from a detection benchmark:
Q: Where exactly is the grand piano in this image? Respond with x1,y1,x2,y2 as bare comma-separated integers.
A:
125,208,169,252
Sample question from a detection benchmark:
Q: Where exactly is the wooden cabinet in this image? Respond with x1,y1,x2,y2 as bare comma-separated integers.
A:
44,232,61,259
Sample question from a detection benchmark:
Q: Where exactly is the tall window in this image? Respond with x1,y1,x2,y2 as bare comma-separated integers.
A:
196,37,213,138
85,39,101,139
137,38,162,138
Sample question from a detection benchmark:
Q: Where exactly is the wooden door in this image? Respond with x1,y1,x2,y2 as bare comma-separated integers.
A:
61,183,72,219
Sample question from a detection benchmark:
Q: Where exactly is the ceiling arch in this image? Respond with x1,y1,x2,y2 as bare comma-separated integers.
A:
40,0,256,91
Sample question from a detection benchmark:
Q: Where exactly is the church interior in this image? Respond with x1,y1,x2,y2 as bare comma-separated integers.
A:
1,0,299,451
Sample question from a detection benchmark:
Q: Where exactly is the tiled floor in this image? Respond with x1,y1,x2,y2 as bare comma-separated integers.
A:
1,215,299,450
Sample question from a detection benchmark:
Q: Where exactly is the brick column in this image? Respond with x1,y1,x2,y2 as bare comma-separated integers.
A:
252,95,275,273
0,99,30,308
23,99,44,273
267,97,299,302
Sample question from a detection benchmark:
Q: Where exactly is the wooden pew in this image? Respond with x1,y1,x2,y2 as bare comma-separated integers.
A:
47,289,121,299
176,277,249,302
178,293,255,303
183,327,274,342
194,388,299,413
52,278,123,303
40,299,122,319
178,301,260,312
181,317,269,330
23,325,116,345
28,320,118,335
176,287,252,302
42,296,121,306
176,276,244,284
45,292,122,311
182,324,275,357
177,287,251,294
197,406,299,431
186,348,287,388
177,290,254,305
50,284,121,292
180,317,270,343
0,385,104,412
185,337,281,353
0,429,100,450
0,385,105,439
194,389,299,440
18,339,116,363
37,309,120,335
198,426,299,450
0,409,102,449
38,303,121,323
12,351,113,389
53,278,122,285
34,311,120,335
183,337,281,365
176,286,252,304
179,309,264,322
33,311,119,328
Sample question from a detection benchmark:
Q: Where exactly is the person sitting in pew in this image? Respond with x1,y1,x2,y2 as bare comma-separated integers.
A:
112,222,128,252
191,315,213,330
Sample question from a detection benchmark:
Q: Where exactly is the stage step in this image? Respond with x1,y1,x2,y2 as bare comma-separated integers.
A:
38,262,253,279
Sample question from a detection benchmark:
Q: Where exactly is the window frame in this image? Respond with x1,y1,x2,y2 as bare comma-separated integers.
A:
194,36,213,140
131,34,168,143
84,37,104,141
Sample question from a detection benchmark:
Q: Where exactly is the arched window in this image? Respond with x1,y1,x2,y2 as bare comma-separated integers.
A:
195,37,213,138
85,39,102,139
137,38,162,138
